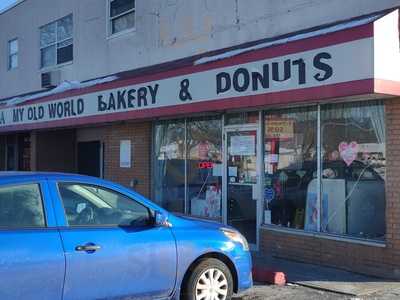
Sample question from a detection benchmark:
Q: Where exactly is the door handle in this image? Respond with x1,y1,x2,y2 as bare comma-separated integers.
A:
75,244,101,252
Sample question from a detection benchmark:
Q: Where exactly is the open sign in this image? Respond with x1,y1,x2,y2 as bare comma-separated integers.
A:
198,162,214,169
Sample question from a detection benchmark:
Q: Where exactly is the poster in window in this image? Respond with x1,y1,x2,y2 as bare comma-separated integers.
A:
120,140,132,168
266,118,294,140
198,141,210,160
230,135,255,156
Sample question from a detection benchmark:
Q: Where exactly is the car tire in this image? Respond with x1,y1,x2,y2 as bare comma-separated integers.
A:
182,258,233,300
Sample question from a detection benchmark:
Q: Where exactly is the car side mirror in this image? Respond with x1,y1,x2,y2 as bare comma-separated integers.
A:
154,211,171,227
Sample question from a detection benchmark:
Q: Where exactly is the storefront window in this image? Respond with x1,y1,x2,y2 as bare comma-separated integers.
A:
263,101,386,241
264,107,317,230
320,101,386,240
153,120,185,213
187,117,222,219
153,116,223,218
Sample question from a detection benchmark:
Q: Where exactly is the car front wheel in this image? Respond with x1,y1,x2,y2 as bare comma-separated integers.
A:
183,258,233,300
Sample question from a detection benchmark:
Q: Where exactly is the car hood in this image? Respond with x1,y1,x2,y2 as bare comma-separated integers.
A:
168,213,229,230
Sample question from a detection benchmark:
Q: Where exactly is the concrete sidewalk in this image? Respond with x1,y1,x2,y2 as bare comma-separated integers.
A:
252,254,400,296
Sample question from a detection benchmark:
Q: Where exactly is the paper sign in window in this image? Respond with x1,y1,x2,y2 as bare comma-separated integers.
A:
120,140,132,168
230,135,255,156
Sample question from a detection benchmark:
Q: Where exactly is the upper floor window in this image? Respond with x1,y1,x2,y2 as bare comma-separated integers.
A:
40,14,73,69
8,39,18,70
109,0,135,35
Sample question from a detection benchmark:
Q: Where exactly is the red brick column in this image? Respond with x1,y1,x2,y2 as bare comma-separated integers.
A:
103,122,152,198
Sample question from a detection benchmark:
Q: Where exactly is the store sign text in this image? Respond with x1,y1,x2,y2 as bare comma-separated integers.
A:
0,38,373,128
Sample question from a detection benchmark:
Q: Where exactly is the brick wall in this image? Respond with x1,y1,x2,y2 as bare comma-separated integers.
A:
103,121,152,198
260,98,400,279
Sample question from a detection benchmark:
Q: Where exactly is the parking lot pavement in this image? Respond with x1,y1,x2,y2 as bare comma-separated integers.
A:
234,284,345,300
233,283,400,300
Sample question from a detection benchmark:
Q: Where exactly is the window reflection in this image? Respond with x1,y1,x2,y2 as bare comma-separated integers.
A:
263,101,386,241
153,120,185,213
153,116,222,219
187,117,222,219
264,107,317,229
320,101,386,240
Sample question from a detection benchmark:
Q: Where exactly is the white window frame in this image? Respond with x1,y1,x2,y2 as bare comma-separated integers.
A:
7,38,18,70
39,14,73,69
107,0,136,37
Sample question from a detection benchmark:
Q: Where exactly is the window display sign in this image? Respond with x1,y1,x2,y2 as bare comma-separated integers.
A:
230,135,255,156
120,140,131,168
339,141,358,166
266,118,294,140
198,141,210,160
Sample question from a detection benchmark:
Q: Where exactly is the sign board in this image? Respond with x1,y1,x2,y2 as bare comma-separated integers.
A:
230,135,256,156
120,140,131,168
266,118,294,139
0,37,375,131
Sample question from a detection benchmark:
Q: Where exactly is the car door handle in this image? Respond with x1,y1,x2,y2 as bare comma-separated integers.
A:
75,244,101,252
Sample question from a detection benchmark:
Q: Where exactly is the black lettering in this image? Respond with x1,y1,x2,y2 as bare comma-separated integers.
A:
272,59,291,82
71,100,76,116
233,68,250,92
108,93,116,110
137,87,148,107
216,72,231,94
64,101,71,117
98,95,107,112
13,108,24,122
77,98,84,114
148,84,159,104
27,108,34,121
179,79,192,101
56,103,63,118
13,109,18,122
251,64,270,90
292,59,306,85
313,52,333,81
48,103,57,118
127,89,136,108
38,106,44,119
117,90,127,110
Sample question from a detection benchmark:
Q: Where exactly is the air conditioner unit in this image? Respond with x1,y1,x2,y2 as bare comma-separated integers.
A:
41,70,61,88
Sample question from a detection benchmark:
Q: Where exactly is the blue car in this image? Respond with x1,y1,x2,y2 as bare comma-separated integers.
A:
0,172,252,300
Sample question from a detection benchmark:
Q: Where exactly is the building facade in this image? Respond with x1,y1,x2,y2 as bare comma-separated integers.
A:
1,0,400,279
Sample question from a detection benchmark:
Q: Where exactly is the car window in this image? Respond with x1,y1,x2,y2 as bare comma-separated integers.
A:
0,183,46,228
58,183,151,227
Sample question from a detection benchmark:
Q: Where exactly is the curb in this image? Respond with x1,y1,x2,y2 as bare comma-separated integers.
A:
252,267,287,286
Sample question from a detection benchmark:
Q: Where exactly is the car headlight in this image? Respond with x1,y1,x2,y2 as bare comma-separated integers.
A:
221,228,249,251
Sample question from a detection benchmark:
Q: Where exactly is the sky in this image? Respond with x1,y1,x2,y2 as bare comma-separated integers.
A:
0,0,17,11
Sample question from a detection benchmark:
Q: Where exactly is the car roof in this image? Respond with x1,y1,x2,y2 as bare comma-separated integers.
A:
0,171,96,181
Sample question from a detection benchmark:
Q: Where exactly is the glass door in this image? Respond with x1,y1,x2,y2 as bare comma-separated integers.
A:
224,127,260,246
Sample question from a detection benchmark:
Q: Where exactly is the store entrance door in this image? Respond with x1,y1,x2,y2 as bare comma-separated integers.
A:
224,126,261,248
77,141,102,178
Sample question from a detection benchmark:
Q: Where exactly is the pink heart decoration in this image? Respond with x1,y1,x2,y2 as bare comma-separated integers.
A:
339,141,358,166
